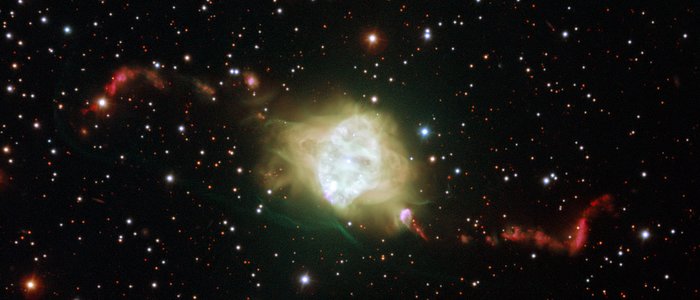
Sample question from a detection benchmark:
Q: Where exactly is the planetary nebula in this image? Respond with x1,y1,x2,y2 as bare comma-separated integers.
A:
261,101,417,233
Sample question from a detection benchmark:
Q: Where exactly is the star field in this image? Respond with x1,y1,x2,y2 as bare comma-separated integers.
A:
1,0,699,298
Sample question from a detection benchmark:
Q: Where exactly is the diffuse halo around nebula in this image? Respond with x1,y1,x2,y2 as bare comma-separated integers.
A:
260,101,417,233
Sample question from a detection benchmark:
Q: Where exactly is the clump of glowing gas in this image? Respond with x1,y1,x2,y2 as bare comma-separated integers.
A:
317,115,384,207
260,102,418,233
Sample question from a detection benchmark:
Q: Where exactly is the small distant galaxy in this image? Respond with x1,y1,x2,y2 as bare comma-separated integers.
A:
1,1,698,298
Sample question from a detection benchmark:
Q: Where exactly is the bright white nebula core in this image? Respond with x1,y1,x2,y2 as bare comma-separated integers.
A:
261,101,416,231
317,116,383,207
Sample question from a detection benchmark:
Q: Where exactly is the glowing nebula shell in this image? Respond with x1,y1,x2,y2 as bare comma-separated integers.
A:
261,101,417,232
316,116,383,207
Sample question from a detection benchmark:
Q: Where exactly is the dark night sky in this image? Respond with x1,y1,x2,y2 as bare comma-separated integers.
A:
1,0,699,298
